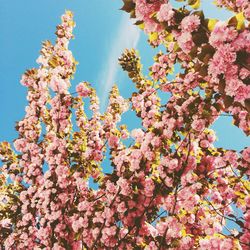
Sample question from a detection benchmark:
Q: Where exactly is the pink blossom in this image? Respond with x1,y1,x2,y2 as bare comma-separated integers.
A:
72,241,82,250
191,119,205,131
49,75,68,93
144,178,155,197
242,147,250,162
1,7,249,250
117,177,131,196
168,158,178,171
209,21,237,47
76,81,91,97
20,74,35,87
200,139,210,148
131,128,144,143
14,138,28,152
117,202,127,213
177,32,195,54
134,0,161,21
235,85,250,103
0,218,11,228
181,15,200,32
108,135,119,148
156,3,174,22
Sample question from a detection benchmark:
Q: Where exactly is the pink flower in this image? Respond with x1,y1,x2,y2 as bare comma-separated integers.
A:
200,139,210,148
102,207,114,220
240,68,250,80
181,15,200,32
191,119,205,131
20,74,35,87
108,135,119,148
131,128,144,143
52,243,65,250
106,180,117,193
242,147,250,162
93,150,103,161
232,29,250,51
208,44,236,79
223,151,238,164
235,85,250,103
156,221,168,235
144,18,163,33
147,223,158,237
144,178,155,197
168,159,178,171
0,218,11,228
209,21,237,47
135,0,161,21
49,75,68,93
130,159,140,171
180,236,193,249
72,241,82,250
117,202,127,213
156,3,174,22
117,177,131,196
72,217,84,232
23,213,33,222
76,81,91,97
177,32,194,54
78,201,91,211
131,149,142,159
14,138,28,152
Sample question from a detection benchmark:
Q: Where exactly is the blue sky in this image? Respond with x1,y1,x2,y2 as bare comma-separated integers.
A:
0,0,249,152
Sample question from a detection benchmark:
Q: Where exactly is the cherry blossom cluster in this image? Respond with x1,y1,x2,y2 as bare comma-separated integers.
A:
214,0,250,20
0,2,249,250
123,0,249,135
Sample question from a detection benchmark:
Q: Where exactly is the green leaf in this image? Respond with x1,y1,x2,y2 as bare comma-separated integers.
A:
149,32,158,43
235,12,245,30
207,18,218,31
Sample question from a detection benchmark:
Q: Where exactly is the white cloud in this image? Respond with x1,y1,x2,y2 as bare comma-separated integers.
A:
99,14,140,111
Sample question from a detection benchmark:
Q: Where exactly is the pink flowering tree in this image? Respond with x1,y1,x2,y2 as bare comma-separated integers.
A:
0,1,249,249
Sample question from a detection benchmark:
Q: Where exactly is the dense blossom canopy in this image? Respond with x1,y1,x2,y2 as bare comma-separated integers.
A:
0,1,249,249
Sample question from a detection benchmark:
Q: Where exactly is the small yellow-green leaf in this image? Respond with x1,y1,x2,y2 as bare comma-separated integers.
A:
138,22,145,30
188,0,200,9
235,12,245,30
165,33,173,42
149,32,158,42
208,18,218,31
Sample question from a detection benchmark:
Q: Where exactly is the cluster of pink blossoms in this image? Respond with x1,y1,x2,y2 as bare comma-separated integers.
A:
0,2,249,250
215,0,250,20
128,0,250,135
150,52,176,82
